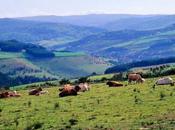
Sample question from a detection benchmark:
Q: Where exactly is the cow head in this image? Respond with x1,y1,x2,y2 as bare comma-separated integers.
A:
74,85,81,92
38,87,42,91
140,78,145,83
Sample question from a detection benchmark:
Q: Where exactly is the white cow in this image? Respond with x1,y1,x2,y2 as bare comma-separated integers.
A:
156,77,174,85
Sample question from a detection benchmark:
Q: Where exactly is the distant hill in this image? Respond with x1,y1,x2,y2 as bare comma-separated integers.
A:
60,24,175,63
105,57,175,74
19,14,175,31
0,40,54,58
0,18,104,48
0,49,110,86
0,72,15,88
103,15,175,31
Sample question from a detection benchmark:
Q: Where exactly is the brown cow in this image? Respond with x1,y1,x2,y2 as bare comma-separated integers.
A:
59,84,81,97
0,92,9,98
28,87,42,95
128,73,145,84
0,91,21,98
106,81,124,87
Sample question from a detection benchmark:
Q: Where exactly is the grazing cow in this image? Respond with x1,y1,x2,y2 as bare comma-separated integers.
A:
106,81,124,87
78,83,91,92
156,77,174,86
128,73,145,84
59,84,81,97
28,87,42,95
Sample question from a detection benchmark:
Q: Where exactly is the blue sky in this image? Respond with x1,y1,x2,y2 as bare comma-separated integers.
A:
0,0,175,18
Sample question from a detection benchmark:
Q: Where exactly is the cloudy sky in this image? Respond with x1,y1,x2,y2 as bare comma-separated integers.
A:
0,0,175,18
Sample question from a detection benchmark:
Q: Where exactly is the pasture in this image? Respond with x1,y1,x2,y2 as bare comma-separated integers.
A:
0,52,24,59
0,77,175,130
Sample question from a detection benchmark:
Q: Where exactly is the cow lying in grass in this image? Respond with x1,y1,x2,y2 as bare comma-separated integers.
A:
106,81,124,87
29,87,42,95
77,83,91,92
0,91,21,98
155,77,174,86
59,84,81,97
28,87,49,96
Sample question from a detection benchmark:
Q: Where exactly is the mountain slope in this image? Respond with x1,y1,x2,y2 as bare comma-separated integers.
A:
59,24,175,63
0,18,104,47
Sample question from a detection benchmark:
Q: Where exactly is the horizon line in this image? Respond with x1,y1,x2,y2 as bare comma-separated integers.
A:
1,13,175,19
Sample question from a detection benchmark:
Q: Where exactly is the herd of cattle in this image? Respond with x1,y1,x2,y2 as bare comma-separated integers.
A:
0,73,174,98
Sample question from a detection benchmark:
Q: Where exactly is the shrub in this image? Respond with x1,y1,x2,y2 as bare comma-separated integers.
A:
28,101,31,107
134,95,142,104
25,122,43,130
160,91,166,100
69,118,78,126
59,78,70,85
54,102,60,109
78,77,89,83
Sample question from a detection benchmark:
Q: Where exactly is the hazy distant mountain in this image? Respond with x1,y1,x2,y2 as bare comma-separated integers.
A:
18,14,175,31
18,14,141,27
0,18,104,47
103,15,175,31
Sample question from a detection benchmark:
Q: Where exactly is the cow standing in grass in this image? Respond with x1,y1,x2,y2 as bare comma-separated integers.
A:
128,73,145,84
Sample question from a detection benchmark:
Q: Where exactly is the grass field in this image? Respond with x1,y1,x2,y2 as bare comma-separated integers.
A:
1,76,175,130
0,52,24,59
54,51,85,57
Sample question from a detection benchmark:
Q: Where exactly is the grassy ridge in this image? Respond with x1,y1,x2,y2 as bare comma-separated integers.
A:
0,52,24,59
0,76,175,129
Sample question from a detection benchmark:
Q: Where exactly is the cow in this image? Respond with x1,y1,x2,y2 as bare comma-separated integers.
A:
39,90,49,95
0,91,21,98
59,84,81,97
106,81,124,87
28,87,42,95
155,77,174,86
8,91,21,97
59,84,71,91
0,92,9,98
128,73,145,84
78,83,91,92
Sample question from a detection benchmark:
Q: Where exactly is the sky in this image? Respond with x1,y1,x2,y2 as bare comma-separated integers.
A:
0,0,175,18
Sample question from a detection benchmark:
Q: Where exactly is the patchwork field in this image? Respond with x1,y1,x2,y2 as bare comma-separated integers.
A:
0,76,175,130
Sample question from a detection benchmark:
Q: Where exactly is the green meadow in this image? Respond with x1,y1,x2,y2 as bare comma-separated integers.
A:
0,76,175,130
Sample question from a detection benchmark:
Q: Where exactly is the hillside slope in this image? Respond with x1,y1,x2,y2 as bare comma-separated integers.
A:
60,24,175,63
0,50,110,86
0,18,104,48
